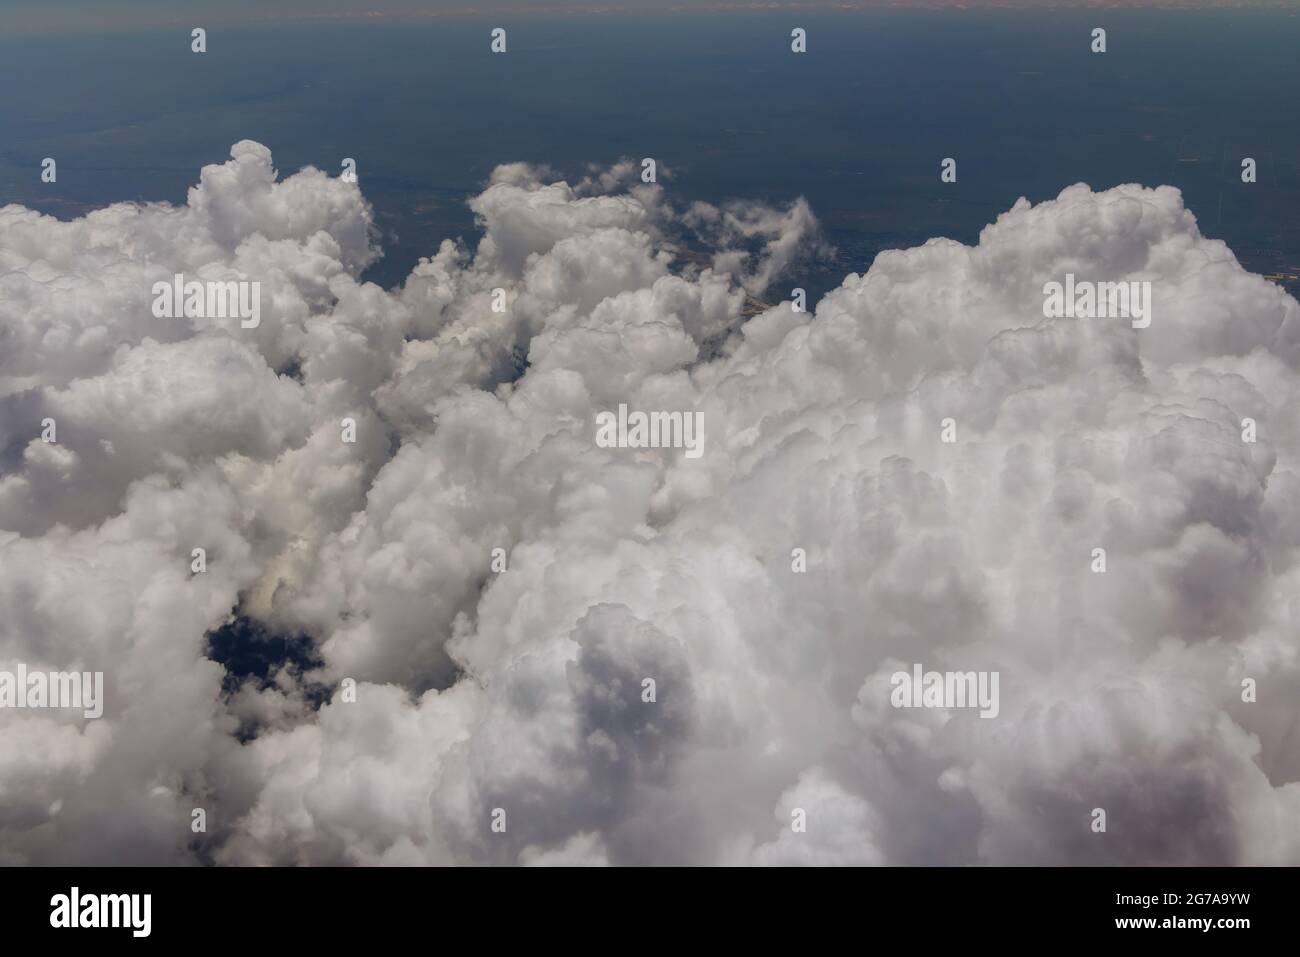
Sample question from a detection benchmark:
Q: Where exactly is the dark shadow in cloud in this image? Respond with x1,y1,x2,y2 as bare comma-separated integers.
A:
207,613,328,739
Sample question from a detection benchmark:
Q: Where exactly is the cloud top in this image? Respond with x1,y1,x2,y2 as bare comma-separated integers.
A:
1,142,1298,865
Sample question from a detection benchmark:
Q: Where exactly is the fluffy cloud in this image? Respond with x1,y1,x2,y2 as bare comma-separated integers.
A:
1,142,1298,865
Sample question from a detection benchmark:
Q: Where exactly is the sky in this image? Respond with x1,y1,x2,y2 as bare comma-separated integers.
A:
3,0,1297,33
1,2,1299,867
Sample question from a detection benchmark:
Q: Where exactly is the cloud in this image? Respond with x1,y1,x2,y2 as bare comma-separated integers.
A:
1,142,1298,865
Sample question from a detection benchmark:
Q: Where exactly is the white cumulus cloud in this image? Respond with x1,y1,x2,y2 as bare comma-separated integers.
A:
1,143,1298,866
